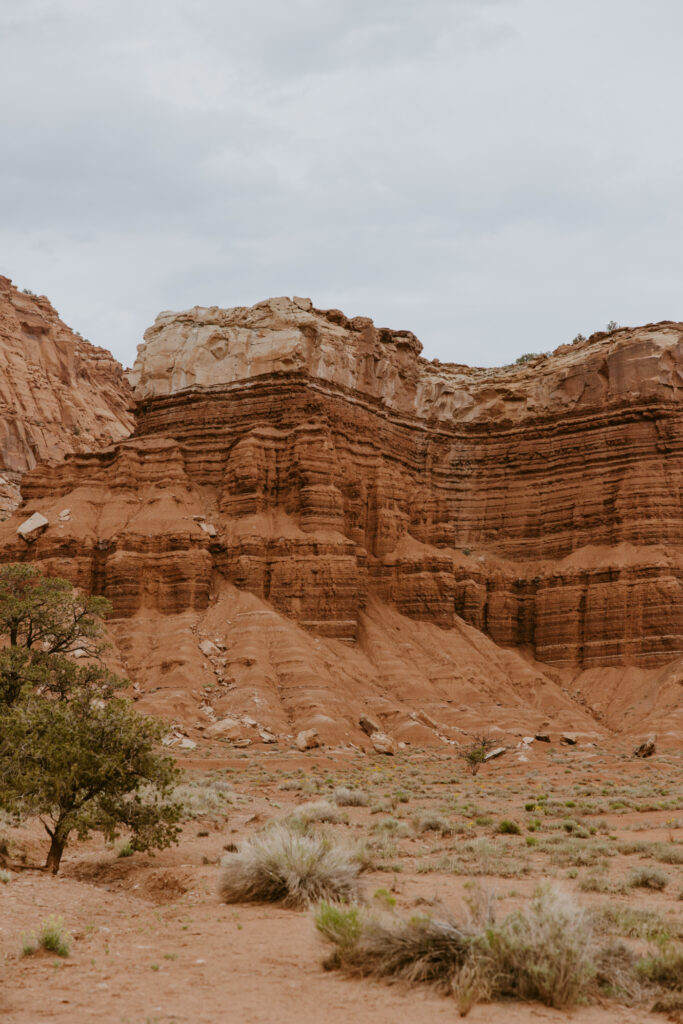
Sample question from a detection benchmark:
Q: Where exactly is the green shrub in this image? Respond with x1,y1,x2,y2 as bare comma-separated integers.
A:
22,915,71,958
497,820,521,836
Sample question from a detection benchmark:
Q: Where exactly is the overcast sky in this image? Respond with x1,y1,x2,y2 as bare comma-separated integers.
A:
1,0,682,369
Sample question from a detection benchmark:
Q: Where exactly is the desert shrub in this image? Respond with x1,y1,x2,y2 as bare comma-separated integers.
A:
628,867,668,891
579,874,610,893
413,813,452,836
593,905,683,943
636,944,683,991
22,915,71,957
316,901,474,991
287,801,347,829
173,781,231,821
497,820,521,836
0,869,10,883
459,736,494,776
446,837,530,878
484,886,596,1008
649,842,683,865
333,787,369,807
317,885,602,1011
218,824,361,908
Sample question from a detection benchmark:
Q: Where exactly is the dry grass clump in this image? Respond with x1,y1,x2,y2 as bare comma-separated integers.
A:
628,866,669,890
333,787,369,807
637,945,683,1016
445,837,530,878
484,886,596,1007
287,801,347,829
172,780,232,821
218,824,361,908
316,900,477,994
22,915,71,958
593,904,683,943
412,812,452,837
316,885,606,1012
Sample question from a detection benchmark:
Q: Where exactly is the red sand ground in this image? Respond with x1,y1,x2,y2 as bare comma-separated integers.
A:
1,743,681,1023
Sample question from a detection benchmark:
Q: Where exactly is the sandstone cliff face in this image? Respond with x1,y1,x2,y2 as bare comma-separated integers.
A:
2,296,683,744
129,299,683,669
0,276,133,514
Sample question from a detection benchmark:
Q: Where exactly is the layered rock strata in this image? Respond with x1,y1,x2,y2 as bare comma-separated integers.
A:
0,276,133,514
2,297,683,743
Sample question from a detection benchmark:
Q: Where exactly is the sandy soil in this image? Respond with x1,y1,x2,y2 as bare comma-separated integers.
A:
1,742,681,1024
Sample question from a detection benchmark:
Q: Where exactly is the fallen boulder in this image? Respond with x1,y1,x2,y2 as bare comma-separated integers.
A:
198,638,220,657
370,732,396,755
484,746,507,761
296,728,321,751
205,717,242,740
633,735,656,758
17,512,48,542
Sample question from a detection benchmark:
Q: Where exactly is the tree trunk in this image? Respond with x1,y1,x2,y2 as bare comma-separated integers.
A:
45,832,66,874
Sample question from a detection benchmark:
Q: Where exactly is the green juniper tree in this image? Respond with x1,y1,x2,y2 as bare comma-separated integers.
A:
0,564,181,873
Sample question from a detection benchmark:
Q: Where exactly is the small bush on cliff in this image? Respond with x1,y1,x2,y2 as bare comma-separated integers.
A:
0,563,182,873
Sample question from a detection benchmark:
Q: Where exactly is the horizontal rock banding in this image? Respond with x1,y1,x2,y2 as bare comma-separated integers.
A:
3,297,683,672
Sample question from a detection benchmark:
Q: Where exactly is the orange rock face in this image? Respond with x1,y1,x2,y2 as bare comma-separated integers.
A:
2,296,683,744
0,276,133,515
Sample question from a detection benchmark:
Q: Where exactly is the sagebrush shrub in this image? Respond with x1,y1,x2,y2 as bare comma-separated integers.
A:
219,824,361,908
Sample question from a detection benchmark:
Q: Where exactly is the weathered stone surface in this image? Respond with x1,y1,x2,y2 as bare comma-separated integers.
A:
633,735,656,758
370,732,396,755
0,276,133,516
296,729,321,751
359,713,381,736
205,717,242,740
484,746,507,761
3,297,683,743
17,511,48,541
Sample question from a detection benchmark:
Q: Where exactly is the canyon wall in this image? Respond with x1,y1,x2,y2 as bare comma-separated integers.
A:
0,276,133,514
1,296,682,743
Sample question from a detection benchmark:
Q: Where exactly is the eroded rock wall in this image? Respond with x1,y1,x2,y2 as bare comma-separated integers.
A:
0,276,133,514
5,297,683,674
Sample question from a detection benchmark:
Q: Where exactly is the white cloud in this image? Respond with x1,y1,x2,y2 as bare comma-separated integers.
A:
1,0,682,369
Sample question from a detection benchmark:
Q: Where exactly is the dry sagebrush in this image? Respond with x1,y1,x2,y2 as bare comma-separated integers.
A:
316,885,627,1013
219,824,361,908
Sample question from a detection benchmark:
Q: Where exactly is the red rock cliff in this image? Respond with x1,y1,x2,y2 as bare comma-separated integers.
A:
0,276,133,514
2,297,682,744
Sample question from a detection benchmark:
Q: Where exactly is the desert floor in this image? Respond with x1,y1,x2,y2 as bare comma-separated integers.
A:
1,741,681,1023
